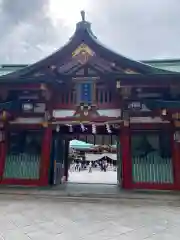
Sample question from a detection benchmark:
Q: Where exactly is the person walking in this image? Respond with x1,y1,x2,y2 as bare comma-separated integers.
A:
79,162,82,172
88,161,92,173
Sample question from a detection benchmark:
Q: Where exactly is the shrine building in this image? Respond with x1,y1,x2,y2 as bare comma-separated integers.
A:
0,11,180,190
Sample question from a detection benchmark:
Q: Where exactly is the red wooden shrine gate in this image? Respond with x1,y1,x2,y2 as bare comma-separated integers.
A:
0,12,179,191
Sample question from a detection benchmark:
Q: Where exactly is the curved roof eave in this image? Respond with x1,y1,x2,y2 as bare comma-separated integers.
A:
0,14,175,80
84,26,173,74
0,35,80,80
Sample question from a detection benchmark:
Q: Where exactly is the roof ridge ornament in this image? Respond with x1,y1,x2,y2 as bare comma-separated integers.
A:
73,10,97,40
80,10,85,22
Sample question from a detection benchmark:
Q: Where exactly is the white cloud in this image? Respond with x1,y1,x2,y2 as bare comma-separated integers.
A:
0,0,179,63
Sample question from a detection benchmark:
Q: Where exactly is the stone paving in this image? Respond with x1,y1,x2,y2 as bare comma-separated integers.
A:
0,195,180,239
68,169,117,184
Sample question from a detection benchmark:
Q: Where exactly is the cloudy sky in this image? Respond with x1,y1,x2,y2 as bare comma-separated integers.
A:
0,0,179,64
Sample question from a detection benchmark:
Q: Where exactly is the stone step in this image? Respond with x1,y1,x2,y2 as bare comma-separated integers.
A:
0,187,180,206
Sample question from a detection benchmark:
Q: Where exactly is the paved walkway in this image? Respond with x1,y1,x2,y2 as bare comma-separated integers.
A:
0,195,180,239
68,169,117,184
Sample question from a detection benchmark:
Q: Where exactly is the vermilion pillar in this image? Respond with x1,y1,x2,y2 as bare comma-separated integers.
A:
0,129,7,181
64,139,69,181
120,125,132,189
40,127,52,186
172,133,180,190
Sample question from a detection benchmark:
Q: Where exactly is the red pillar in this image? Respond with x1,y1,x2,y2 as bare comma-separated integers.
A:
0,129,7,182
172,134,180,190
120,125,132,189
64,139,69,181
39,127,52,186
0,140,6,182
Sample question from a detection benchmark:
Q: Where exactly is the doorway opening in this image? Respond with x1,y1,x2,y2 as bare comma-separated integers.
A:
67,135,121,185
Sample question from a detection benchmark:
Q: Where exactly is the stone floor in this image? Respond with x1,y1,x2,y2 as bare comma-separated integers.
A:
68,169,117,184
0,195,180,239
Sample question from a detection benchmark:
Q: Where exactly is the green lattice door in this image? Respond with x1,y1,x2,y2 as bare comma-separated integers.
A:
3,130,42,180
131,130,174,187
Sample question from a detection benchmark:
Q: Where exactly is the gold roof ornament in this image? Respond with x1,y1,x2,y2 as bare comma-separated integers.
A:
72,43,95,64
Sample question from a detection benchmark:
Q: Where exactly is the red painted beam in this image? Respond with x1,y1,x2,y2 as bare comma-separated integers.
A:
1,178,41,186
132,183,175,190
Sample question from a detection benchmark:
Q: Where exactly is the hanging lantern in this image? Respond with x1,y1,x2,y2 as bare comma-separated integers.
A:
116,80,121,89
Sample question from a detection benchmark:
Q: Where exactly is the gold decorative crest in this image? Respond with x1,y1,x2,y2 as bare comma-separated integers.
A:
72,43,95,64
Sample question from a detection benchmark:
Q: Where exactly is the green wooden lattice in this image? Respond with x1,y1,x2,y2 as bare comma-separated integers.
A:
132,154,173,183
3,154,40,179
